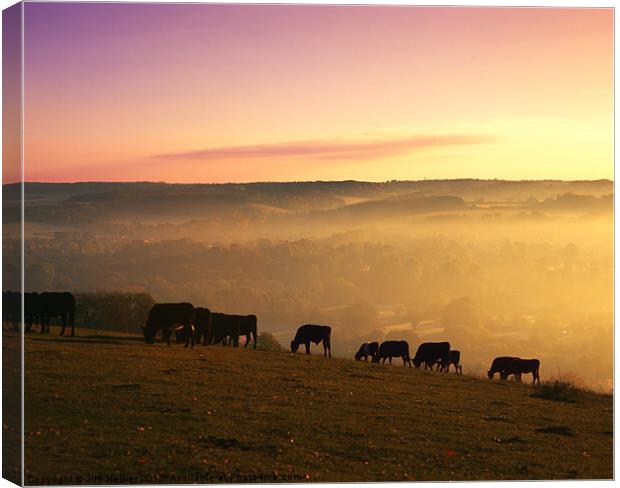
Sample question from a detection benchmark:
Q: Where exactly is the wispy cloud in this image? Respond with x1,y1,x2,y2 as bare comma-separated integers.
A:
154,132,496,162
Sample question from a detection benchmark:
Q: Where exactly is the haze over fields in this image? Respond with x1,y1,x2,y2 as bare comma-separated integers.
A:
4,178,613,391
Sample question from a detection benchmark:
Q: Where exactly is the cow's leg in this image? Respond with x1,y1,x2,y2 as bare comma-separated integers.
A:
60,314,67,336
305,341,311,355
253,330,257,349
389,357,392,365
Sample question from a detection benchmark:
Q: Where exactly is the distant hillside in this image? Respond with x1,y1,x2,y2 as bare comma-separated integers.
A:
4,179,613,225
19,327,612,482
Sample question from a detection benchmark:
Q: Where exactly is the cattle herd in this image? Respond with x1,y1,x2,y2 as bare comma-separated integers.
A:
288,324,539,384
2,293,541,384
3,291,76,336
142,302,258,349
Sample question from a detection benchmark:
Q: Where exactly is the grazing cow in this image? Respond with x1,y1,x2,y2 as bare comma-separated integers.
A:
377,340,412,367
25,292,40,333
239,314,258,349
354,342,379,362
487,356,521,380
448,350,463,374
39,292,76,336
194,307,212,346
412,342,450,371
211,312,241,346
3,291,20,331
142,303,195,347
291,324,331,357
515,358,541,385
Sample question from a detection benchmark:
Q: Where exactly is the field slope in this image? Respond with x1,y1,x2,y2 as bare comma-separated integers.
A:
19,328,612,483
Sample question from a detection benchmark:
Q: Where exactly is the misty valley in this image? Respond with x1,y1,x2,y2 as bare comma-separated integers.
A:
5,179,613,391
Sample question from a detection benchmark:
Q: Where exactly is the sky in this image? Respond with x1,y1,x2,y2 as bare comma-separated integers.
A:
5,4,614,183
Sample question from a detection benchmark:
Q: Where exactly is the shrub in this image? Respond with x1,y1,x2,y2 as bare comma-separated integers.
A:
75,290,156,333
256,332,286,352
531,380,581,403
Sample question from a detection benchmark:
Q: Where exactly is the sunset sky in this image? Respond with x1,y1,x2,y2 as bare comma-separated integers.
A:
9,4,614,183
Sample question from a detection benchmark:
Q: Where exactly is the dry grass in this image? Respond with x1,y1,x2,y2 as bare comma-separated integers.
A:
15,328,613,483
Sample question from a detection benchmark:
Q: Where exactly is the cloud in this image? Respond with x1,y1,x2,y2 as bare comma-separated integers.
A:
154,132,496,162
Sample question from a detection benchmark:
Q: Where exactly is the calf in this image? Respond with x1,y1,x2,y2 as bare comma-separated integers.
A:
291,324,331,357
377,340,412,367
354,341,379,362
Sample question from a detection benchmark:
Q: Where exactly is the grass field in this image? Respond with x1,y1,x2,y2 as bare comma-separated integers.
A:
16,327,613,483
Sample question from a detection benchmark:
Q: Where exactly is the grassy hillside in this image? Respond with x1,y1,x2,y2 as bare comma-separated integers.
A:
19,328,612,483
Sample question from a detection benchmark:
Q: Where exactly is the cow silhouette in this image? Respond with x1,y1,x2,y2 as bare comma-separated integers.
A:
39,292,76,336
377,340,412,367
291,324,332,357
142,303,195,347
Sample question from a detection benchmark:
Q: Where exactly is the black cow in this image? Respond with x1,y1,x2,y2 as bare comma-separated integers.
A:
515,358,541,385
194,307,212,346
487,356,521,380
412,342,450,371
239,314,258,349
211,312,241,346
447,350,463,374
354,342,379,361
25,292,40,333
291,324,331,357
377,340,412,367
39,292,76,336
142,303,195,347
3,291,20,331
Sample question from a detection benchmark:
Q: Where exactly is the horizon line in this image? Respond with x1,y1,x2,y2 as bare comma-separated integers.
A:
2,177,614,186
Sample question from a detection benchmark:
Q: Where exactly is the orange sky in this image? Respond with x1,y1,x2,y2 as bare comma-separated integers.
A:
13,4,614,183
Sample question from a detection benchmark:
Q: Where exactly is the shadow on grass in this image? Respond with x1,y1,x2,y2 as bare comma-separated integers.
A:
531,381,581,403
27,334,144,345
535,425,575,437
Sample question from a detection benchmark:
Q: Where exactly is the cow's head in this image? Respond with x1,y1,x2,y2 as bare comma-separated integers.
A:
487,370,493,379
290,340,299,353
412,358,422,369
142,325,156,344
